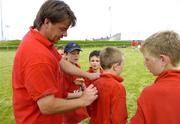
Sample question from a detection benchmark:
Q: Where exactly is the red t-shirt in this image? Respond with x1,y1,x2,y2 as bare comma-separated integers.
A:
12,27,63,124
84,67,103,86
138,40,142,46
132,40,136,47
88,73,128,124
62,63,81,95
62,63,89,124
130,70,180,124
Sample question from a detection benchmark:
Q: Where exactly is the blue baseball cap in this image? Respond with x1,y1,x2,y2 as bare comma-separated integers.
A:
64,42,82,53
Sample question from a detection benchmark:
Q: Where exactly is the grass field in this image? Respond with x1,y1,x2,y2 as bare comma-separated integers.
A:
0,47,154,124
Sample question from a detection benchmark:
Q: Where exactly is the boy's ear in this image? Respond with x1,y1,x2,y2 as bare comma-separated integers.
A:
112,63,120,71
112,63,116,71
44,18,50,25
160,54,171,66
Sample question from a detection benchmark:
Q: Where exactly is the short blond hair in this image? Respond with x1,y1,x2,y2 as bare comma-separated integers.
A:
100,47,123,69
140,31,180,67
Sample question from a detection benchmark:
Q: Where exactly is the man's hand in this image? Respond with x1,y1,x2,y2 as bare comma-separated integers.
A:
80,84,98,106
87,72,100,80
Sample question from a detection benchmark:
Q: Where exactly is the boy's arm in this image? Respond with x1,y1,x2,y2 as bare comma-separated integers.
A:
60,59,100,80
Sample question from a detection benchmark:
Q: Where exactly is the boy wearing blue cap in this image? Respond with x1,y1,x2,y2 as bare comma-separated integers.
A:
62,42,89,124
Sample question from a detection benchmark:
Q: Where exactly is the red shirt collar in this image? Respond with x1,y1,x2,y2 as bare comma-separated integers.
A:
29,26,53,48
154,70,180,84
88,67,103,73
100,73,124,82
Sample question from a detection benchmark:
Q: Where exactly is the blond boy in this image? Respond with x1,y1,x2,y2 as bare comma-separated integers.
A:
131,31,180,124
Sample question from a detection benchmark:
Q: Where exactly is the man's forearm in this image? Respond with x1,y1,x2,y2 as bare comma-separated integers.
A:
60,59,90,78
37,95,84,114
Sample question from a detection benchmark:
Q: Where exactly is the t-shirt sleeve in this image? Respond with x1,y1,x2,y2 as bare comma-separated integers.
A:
53,47,62,62
24,55,59,101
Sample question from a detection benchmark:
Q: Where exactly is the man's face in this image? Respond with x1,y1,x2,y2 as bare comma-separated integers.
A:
45,17,71,43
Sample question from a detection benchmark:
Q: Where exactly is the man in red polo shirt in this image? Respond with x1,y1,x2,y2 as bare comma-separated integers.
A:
12,0,98,124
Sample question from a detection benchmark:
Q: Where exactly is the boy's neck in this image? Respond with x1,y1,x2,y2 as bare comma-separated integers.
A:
92,68,100,73
164,64,180,71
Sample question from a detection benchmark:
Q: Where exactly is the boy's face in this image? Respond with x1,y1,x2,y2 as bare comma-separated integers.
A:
143,52,164,76
90,56,100,71
66,49,80,64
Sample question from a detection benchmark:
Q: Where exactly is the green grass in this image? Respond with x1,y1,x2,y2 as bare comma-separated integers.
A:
0,40,132,50
0,49,15,124
0,47,154,124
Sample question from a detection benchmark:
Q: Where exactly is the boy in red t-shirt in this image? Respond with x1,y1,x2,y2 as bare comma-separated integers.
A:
137,40,142,49
88,47,128,124
84,50,103,86
132,40,137,48
130,31,180,124
62,42,89,124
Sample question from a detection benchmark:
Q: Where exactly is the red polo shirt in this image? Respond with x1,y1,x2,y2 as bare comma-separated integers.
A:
62,63,89,124
130,70,180,124
132,40,136,47
12,27,63,124
84,67,103,86
88,73,128,124
62,63,81,95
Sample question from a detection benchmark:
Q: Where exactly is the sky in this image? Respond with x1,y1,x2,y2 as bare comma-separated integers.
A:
0,0,180,41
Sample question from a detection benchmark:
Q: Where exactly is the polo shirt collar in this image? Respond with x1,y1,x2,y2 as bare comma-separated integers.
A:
154,70,180,84
30,26,53,48
88,67,103,73
101,73,124,82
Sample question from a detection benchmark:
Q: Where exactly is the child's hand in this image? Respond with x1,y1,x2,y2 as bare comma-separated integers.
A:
67,90,83,99
79,83,86,91
73,90,83,97
74,78,84,85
